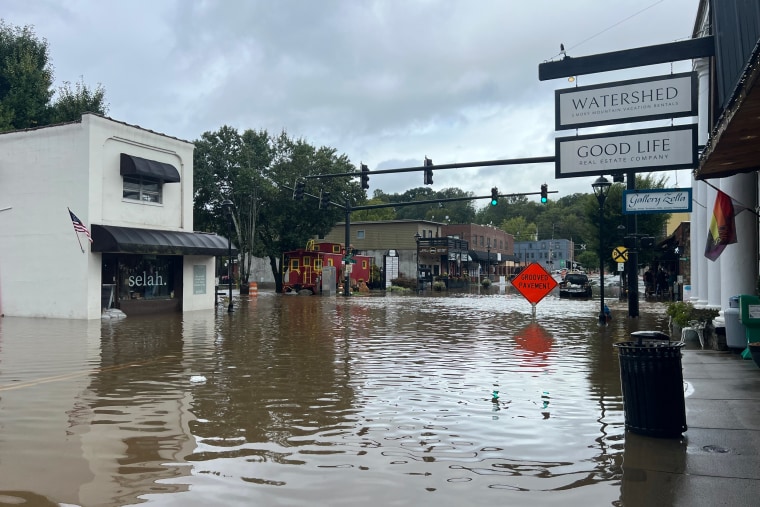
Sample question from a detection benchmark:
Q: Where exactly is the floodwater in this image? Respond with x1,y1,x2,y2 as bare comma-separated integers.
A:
0,289,673,506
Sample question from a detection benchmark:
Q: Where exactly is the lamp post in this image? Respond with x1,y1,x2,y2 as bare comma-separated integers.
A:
486,238,491,282
221,199,234,313
414,232,421,294
592,176,612,325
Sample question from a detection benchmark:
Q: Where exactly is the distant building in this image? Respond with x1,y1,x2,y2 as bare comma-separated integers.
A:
514,239,576,272
321,220,520,282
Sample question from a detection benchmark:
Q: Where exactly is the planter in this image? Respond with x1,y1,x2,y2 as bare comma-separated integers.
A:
749,342,760,368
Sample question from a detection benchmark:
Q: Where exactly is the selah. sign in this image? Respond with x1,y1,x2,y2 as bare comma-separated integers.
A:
623,188,693,214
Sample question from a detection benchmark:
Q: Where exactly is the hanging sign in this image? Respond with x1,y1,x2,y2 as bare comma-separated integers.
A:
555,72,697,130
555,124,697,178
623,188,692,214
511,262,558,305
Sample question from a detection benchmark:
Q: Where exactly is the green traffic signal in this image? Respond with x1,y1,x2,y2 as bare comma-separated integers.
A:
490,187,498,206
540,183,548,203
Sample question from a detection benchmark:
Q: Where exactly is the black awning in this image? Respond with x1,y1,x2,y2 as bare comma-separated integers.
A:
92,225,237,256
120,153,181,183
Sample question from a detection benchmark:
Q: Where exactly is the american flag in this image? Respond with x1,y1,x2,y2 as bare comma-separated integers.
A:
69,209,93,242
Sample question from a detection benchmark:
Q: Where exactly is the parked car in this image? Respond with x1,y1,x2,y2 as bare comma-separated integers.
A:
559,272,592,298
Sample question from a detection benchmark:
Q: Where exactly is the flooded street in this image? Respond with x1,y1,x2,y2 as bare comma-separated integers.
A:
0,290,672,506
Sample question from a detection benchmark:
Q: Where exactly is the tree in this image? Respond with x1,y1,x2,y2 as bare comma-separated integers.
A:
194,126,274,287
500,216,537,241
0,21,53,130
351,196,396,222
0,20,108,131
49,78,108,123
257,133,364,291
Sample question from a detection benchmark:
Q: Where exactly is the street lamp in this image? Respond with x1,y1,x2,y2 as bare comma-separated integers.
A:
414,232,421,294
221,199,234,313
592,176,612,325
486,238,491,282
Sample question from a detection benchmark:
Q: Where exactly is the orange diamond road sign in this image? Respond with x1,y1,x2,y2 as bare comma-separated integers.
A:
511,262,558,304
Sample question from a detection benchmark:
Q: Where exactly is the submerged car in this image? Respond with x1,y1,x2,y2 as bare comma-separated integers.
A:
559,272,592,298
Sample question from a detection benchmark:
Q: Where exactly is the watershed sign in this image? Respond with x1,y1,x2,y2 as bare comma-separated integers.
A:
555,124,697,178
555,72,697,130
623,188,693,214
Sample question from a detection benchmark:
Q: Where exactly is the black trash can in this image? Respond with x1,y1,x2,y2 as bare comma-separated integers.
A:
614,331,687,438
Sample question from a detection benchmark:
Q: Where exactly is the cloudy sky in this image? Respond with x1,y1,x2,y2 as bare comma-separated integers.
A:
4,0,699,204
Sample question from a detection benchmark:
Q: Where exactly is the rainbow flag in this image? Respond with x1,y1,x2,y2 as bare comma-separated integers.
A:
704,190,737,261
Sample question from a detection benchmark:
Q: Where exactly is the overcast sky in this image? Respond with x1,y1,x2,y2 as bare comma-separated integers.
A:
4,0,699,204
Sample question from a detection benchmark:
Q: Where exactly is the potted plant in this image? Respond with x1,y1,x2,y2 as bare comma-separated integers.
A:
666,302,720,348
666,302,719,327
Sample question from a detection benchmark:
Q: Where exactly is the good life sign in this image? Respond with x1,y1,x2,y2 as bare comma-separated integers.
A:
555,124,697,178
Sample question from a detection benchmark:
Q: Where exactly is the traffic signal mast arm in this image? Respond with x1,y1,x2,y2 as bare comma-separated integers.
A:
284,184,554,211
302,155,556,181
350,189,558,211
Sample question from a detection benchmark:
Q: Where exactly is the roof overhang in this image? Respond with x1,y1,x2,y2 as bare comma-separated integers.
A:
92,224,236,256
696,42,760,180
120,153,181,183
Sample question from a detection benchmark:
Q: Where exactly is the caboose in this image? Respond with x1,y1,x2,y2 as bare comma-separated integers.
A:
282,240,373,294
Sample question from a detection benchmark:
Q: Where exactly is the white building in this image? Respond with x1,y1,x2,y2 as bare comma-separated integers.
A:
0,113,232,319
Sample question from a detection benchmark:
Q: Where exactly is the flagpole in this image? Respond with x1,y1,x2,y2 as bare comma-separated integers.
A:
68,207,85,253
702,180,760,218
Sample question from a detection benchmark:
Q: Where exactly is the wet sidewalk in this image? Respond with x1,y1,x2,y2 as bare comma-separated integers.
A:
621,349,760,505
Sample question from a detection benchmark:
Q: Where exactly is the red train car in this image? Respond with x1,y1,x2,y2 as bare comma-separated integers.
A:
282,240,372,294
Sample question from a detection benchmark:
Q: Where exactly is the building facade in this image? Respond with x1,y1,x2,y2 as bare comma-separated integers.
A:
0,114,231,319
321,220,445,281
514,239,575,273
441,224,516,279
689,1,760,313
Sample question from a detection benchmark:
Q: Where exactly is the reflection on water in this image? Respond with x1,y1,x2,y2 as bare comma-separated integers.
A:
0,293,671,506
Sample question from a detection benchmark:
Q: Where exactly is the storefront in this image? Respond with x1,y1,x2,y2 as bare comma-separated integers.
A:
93,225,234,316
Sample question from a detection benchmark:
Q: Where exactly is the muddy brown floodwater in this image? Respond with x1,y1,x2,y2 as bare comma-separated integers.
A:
0,290,673,506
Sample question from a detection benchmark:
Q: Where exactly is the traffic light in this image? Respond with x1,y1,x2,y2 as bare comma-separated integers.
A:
319,190,331,209
360,163,369,190
424,157,433,185
293,180,305,200
540,183,548,203
640,236,655,248
490,187,499,206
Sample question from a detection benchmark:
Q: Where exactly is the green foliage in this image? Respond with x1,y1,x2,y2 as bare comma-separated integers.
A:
368,187,476,223
0,20,53,130
666,302,719,327
49,78,108,123
194,127,363,291
0,20,108,131
500,216,537,241
391,277,417,290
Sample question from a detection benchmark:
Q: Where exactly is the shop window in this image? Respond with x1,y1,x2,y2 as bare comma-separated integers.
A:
332,244,341,253
123,175,162,203
117,255,177,301
290,259,300,271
